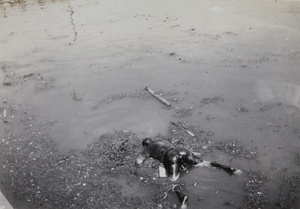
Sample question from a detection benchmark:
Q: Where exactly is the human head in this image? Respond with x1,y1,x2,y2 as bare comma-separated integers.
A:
142,138,152,147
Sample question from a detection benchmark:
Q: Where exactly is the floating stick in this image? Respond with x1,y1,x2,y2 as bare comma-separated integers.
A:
3,109,7,118
2,109,7,123
144,87,171,107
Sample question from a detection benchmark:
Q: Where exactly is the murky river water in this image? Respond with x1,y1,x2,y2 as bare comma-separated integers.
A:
1,0,300,208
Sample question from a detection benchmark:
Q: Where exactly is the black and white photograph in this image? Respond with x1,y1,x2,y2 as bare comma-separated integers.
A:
0,0,299,208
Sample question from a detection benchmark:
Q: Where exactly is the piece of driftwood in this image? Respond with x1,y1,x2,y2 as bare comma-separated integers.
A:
144,87,171,107
3,109,7,118
2,109,7,123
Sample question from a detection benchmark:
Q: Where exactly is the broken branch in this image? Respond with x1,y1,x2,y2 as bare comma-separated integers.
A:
144,87,171,107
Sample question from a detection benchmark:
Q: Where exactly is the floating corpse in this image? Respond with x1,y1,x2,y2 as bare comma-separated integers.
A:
136,138,242,208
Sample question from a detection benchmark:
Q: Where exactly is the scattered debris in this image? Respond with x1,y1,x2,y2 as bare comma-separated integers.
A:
259,103,282,112
276,171,300,209
35,76,55,92
23,73,35,78
2,70,55,91
205,115,217,121
0,129,169,209
213,140,259,159
201,96,224,106
243,170,268,208
260,105,273,112
170,97,184,104
173,108,193,118
276,190,299,209
91,90,151,109
170,121,195,137
168,121,213,154
92,89,178,109
3,81,11,86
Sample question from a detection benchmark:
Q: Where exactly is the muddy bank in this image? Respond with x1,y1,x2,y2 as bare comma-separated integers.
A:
0,100,299,209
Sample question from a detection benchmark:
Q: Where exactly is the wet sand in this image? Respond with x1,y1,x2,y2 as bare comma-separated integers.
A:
0,0,300,208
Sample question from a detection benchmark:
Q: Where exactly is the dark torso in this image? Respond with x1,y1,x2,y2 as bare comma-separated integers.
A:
147,140,173,162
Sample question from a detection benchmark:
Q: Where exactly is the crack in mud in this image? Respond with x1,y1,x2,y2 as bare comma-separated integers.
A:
67,1,77,43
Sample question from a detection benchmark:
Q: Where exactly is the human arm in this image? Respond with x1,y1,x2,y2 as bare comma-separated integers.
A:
135,148,150,167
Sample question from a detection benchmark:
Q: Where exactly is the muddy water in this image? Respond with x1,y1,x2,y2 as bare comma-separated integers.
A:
1,0,300,208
